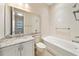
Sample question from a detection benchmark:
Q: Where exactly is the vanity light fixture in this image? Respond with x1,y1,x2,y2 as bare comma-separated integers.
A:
25,3,29,8
17,13,23,16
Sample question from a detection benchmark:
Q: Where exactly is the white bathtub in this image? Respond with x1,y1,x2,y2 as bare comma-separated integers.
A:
43,36,79,56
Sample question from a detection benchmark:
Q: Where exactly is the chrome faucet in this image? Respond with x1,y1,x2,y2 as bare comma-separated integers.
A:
72,36,79,43
5,35,13,39
72,40,79,43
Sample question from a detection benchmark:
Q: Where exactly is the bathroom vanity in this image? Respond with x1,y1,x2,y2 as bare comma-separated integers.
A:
0,36,35,56
0,4,41,56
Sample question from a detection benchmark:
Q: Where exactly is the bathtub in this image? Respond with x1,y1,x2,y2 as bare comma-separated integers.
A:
42,36,79,56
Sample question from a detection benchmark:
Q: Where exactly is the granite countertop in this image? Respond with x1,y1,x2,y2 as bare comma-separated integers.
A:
0,36,34,48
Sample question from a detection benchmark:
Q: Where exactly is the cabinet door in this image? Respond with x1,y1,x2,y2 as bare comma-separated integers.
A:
21,40,34,56
0,44,20,56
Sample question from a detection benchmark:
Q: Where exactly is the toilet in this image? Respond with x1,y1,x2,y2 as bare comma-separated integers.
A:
36,42,46,56
33,35,47,55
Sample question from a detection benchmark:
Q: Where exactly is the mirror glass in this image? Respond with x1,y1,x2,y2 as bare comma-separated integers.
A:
15,11,24,34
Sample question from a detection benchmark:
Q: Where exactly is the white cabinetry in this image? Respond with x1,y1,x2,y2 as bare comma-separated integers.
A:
0,40,34,56
0,44,19,56
21,40,34,56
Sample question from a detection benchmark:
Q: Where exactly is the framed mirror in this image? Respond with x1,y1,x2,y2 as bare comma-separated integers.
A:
10,7,41,35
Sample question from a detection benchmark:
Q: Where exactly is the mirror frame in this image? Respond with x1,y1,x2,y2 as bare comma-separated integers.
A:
10,7,41,35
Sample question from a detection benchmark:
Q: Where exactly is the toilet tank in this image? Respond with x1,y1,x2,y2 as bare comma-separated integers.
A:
32,34,42,43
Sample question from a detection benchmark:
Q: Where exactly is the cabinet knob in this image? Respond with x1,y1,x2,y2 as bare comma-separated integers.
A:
18,44,23,51
18,47,20,51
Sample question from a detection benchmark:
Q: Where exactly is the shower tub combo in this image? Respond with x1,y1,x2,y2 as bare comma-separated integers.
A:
42,36,79,56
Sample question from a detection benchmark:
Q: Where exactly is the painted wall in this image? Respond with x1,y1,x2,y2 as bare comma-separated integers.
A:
50,3,79,41
0,3,5,39
0,4,10,39
40,6,50,37
5,4,11,36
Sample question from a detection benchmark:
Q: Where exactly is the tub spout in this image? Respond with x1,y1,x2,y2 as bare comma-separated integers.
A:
72,40,79,43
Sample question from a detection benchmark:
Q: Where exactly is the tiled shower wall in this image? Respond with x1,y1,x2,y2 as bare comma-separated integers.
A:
49,3,79,41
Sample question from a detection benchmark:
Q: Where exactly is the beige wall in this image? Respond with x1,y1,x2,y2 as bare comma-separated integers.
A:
40,6,50,37
0,4,11,39
5,4,11,36
0,3,5,39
